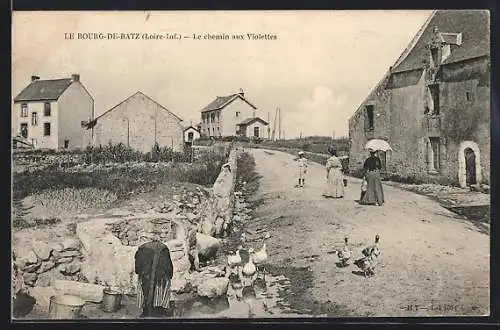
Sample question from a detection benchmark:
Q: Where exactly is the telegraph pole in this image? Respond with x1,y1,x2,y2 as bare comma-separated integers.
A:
278,108,281,140
267,112,270,139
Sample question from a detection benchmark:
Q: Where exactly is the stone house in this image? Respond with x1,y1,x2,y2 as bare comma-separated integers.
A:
90,91,184,153
12,74,94,150
348,10,490,187
236,117,269,139
199,90,269,138
184,125,201,146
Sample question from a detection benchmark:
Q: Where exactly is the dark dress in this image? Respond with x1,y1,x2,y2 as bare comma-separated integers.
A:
360,156,385,205
135,241,174,317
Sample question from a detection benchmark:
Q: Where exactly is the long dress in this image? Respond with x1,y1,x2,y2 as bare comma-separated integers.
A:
360,156,385,205
324,156,344,198
135,241,174,316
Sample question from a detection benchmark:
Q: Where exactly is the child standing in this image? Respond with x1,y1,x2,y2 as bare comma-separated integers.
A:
296,151,308,187
360,175,368,201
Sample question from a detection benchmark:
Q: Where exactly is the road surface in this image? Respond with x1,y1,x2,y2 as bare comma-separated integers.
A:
246,149,489,317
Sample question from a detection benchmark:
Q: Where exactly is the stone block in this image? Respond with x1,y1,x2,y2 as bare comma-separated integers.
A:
197,277,229,299
53,280,106,303
29,286,58,313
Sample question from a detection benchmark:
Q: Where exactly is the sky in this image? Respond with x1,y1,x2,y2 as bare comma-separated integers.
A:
12,10,433,138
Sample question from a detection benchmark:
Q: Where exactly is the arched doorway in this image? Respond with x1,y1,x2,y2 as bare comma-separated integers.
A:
458,141,481,188
464,148,476,186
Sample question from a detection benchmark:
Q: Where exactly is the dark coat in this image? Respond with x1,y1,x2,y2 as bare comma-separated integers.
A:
134,241,174,307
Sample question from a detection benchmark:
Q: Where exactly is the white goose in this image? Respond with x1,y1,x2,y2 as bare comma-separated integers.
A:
240,257,257,287
227,247,243,274
249,243,268,280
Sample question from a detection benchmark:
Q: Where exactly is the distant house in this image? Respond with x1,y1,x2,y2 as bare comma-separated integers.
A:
12,74,94,150
236,117,269,139
200,90,269,138
348,10,490,187
184,125,200,146
90,91,184,153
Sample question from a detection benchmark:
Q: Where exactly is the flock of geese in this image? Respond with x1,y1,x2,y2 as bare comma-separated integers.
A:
336,234,381,277
226,240,268,288
225,233,381,287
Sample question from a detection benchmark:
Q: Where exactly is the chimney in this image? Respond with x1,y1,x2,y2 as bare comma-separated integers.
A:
71,74,80,82
238,88,244,97
31,75,40,82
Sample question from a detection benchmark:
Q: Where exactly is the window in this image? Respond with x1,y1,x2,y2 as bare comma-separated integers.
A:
254,126,260,138
430,47,439,66
428,84,440,115
188,132,194,141
21,104,28,117
236,111,240,118
44,102,51,116
20,123,28,138
44,123,51,136
211,113,215,123
466,92,472,101
365,105,374,130
31,112,38,126
64,139,70,148
429,137,441,171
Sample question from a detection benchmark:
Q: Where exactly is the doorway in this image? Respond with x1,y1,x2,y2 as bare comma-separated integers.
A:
464,148,476,186
253,126,260,138
458,141,481,188
20,123,28,138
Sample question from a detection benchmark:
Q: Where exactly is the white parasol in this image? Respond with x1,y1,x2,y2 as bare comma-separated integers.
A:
365,139,392,152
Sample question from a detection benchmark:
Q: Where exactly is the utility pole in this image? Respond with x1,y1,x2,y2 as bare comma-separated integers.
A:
267,111,270,139
278,107,281,140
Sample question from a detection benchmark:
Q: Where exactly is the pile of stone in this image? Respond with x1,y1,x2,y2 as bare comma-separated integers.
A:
13,237,84,288
106,218,175,246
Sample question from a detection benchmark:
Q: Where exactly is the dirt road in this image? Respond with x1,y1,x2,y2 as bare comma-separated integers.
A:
246,149,489,317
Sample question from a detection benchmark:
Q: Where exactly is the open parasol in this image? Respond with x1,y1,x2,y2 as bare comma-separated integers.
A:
365,139,392,152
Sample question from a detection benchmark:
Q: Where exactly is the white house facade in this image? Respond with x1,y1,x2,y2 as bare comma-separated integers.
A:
12,74,94,150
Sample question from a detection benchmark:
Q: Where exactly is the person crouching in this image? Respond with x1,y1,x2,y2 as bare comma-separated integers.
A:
135,237,174,317
296,151,308,188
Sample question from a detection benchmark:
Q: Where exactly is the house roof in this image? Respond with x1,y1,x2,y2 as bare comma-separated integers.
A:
13,78,73,102
200,93,257,113
392,10,490,73
184,125,200,133
237,117,269,126
95,91,183,122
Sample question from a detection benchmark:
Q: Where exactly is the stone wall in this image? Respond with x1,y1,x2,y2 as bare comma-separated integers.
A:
199,148,239,237
348,56,490,186
73,148,239,295
13,237,84,289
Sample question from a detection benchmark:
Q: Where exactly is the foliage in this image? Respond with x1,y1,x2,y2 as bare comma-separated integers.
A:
13,146,229,202
82,142,193,164
236,152,261,197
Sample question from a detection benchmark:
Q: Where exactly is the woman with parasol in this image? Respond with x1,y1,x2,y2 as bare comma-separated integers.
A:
360,139,390,206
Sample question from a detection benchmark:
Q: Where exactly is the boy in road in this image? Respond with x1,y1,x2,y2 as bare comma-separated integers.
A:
296,151,308,188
